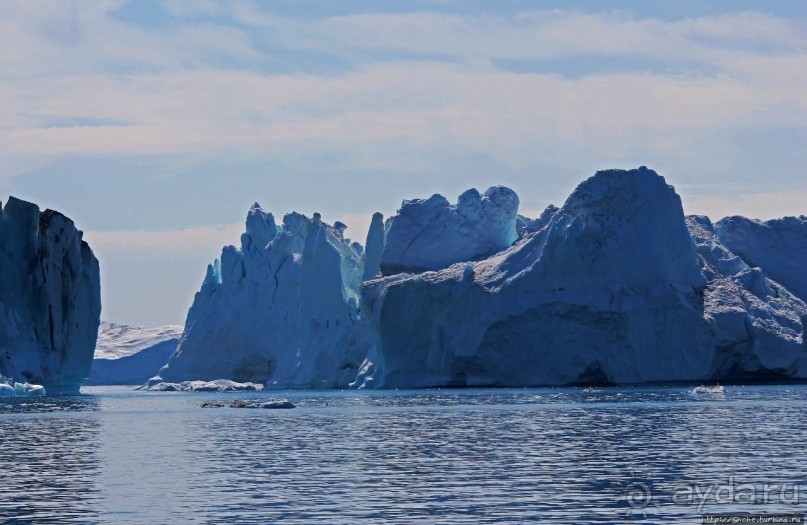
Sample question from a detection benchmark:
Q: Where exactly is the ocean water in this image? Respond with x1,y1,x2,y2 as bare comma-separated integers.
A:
1,385,806,523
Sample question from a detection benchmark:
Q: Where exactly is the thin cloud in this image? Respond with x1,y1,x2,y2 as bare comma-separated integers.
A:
2,65,802,157
84,223,244,254
684,190,807,221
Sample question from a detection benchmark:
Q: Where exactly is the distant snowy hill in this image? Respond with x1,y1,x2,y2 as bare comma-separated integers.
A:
88,322,182,385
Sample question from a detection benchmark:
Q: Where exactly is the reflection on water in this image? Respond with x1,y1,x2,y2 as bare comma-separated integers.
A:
0,397,101,524
2,386,807,523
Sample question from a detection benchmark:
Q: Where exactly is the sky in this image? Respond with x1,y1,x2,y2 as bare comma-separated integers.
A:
1,1,805,327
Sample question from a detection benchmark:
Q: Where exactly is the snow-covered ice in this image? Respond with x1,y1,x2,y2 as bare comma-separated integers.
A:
154,204,373,388
715,215,807,303
379,186,519,275
0,197,100,394
360,168,807,387
148,167,807,389
143,379,262,392
0,375,46,397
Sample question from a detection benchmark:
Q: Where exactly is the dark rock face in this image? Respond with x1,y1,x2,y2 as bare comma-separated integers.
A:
0,197,101,394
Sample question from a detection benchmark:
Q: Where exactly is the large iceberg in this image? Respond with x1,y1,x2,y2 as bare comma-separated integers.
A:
0,197,101,394
379,186,519,275
359,168,807,387
154,204,373,388
715,215,807,303
153,168,806,389
87,322,182,385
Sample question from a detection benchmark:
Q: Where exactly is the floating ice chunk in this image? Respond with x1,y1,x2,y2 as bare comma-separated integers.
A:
230,399,256,408
692,385,725,395
259,400,295,409
14,382,46,396
143,379,262,392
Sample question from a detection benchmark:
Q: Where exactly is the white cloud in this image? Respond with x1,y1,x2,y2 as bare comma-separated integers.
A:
82,212,379,256
84,223,243,255
303,10,805,65
0,4,803,165
0,3,804,217
2,64,802,163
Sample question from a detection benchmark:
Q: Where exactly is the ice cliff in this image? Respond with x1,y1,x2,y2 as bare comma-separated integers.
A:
379,186,519,275
0,197,101,394
87,322,182,385
359,168,807,387
154,204,372,388
154,168,806,389
715,215,807,303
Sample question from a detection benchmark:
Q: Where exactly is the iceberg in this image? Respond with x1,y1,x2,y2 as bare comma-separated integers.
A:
688,216,807,378
715,215,807,303
153,167,806,389
360,168,807,387
154,204,373,388
379,186,519,275
0,377,46,397
0,197,101,394
87,322,182,385
14,382,46,396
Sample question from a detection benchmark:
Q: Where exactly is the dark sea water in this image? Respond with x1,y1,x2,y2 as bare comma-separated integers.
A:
1,385,806,523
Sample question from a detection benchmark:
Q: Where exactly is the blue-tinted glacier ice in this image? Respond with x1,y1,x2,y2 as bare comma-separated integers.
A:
153,204,373,388
0,197,101,394
87,322,182,385
516,205,559,238
380,186,519,275
358,168,807,387
715,215,807,303
362,212,385,281
0,376,46,397
154,168,806,389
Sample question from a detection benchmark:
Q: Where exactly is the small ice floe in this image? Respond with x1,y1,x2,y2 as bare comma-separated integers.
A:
582,387,602,393
0,379,46,397
692,384,725,395
15,383,46,396
228,399,295,409
143,379,263,392
260,400,295,409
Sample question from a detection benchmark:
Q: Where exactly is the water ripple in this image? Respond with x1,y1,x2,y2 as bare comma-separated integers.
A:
1,386,806,523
